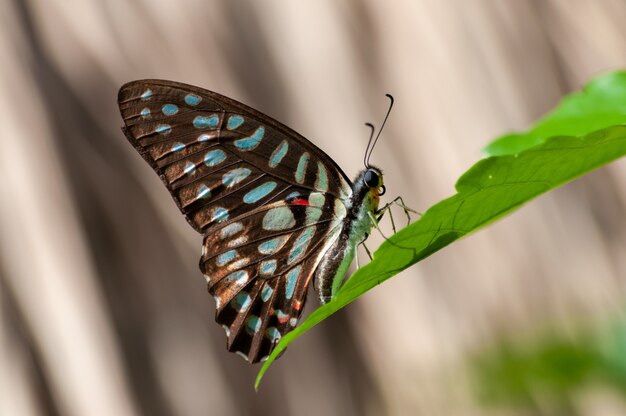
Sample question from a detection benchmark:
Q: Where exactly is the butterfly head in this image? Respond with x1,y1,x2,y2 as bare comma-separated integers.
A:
360,93,392,208
358,166,385,208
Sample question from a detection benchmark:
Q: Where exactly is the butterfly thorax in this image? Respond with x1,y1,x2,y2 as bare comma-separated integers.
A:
314,167,383,303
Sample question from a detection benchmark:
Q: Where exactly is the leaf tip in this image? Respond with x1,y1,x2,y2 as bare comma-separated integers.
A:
254,350,279,391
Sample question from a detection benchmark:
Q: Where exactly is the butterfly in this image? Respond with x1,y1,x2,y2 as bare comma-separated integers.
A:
118,80,389,363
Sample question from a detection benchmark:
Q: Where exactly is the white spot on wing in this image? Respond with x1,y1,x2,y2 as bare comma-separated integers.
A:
222,325,230,337
334,199,347,219
227,236,249,248
228,258,250,270
262,206,295,230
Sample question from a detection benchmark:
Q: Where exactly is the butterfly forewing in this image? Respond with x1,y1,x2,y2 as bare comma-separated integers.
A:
118,80,352,362
119,80,351,233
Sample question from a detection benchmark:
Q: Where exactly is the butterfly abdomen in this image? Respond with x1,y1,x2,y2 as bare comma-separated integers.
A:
314,168,381,303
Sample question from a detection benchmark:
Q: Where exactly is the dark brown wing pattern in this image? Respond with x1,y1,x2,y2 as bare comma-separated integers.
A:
118,80,351,362
202,197,345,362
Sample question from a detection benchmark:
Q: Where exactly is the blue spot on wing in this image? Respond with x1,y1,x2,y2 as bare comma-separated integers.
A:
288,227,315,264
295,152,310,183
193,115,219,129
217,249,237,266
245,316,261,335
162,103,179,115
234,127,264,150
259,260,277,276
243,182,277,204
140,89,152,100
222,168,251,187
183,162,196,174
285,266,301,299
227,115,244,130
171,142,185,152
196,184,211,199
185,94,202,106
315,162,329,191
265,327,281,342
220,222,244,239
258,235,289,254
212,207,229,222
261,284,274,301
224,270,248,286
140,108,150,118
204,149,226,167
231,292,251,312
269,140,289,168
259,238,279,254
155,124,171,134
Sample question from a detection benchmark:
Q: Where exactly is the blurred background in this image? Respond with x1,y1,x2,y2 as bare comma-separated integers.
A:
2,1,626,415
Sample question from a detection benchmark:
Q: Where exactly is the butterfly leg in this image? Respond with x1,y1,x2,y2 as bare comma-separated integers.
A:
392,196,419,225
377,203,397,233
368,211,392,241
356,233,373,270
376,196,419,232
362,242,373,261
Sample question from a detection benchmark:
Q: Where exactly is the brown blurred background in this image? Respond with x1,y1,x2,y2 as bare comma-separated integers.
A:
2,1,626,415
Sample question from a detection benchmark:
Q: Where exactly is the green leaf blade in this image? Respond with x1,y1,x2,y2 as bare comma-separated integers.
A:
485,71,626,156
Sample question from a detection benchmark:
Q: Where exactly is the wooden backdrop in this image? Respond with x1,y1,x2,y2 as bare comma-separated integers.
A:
1,1,626,415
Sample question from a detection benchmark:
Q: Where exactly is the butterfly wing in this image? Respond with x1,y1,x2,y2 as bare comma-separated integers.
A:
118,80,352,362
202,195,346,362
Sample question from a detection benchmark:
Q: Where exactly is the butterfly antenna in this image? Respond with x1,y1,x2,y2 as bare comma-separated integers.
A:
366,93,394,167
364,122,376,168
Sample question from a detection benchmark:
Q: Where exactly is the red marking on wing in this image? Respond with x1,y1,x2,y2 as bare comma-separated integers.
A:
291,198,310,206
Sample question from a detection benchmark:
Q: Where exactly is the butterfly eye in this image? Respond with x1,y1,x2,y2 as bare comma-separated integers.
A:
378,185,386,196
364,169,380,188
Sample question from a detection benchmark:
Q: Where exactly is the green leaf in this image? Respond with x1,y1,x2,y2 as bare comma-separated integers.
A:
470,331,598,410
469,317,626,410
485,71,626,156
255,72,626,390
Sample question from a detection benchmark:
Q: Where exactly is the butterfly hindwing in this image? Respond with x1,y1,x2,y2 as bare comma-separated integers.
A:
118,80,352,362
202,195,346,362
